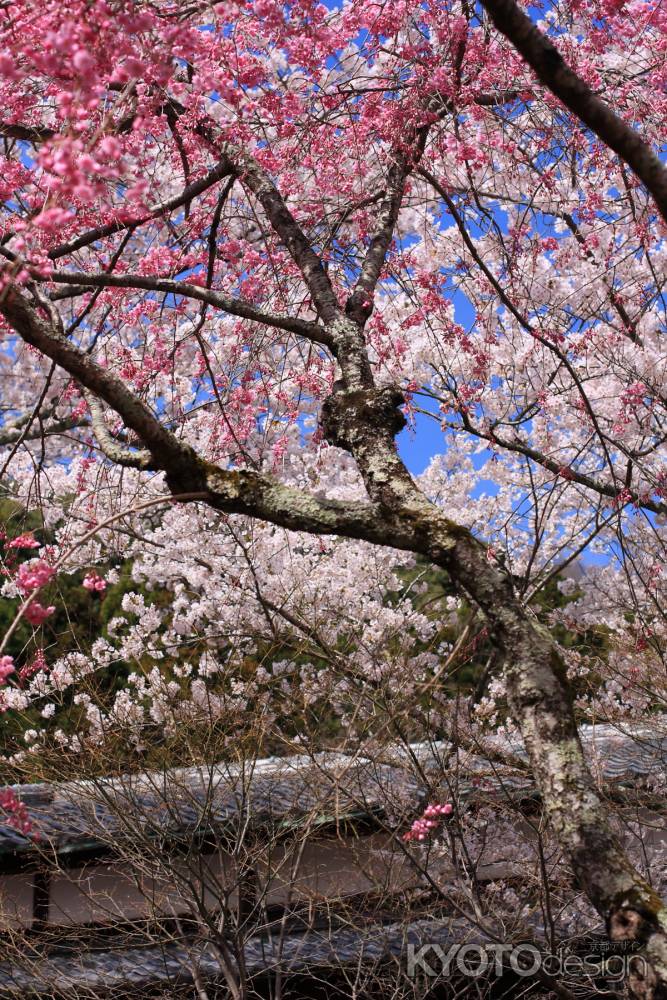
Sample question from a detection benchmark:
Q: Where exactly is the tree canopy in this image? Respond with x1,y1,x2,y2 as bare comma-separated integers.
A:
0,0,666,994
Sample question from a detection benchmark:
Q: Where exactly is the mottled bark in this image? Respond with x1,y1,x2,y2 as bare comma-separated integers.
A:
85,392,153,470
436,527,667,1000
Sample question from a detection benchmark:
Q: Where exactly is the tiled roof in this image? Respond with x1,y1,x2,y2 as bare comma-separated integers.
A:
0,916,477,996
0,722,664,996
0,754,422,861
0,720,665,861
391,720,667,790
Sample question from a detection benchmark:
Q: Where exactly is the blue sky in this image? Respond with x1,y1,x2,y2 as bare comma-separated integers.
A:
398,409,443,474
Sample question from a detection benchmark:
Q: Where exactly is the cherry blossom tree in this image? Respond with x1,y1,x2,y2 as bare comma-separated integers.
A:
0,0,666,994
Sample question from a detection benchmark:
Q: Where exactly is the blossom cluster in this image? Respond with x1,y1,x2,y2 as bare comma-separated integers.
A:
403,802,453,842
0,656,15,685
16,560,56,595
82,571,107,593
0,789,32,836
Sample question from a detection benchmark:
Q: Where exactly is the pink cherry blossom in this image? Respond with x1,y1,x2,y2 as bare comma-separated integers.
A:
24,601,56,626
403,802,453,842
0,656,15,685
16,560,56,595
83,571,107,593
6,533,40,550
0,789,32,836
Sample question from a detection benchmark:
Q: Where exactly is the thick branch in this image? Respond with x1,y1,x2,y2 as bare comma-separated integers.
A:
479,0,667,223
49,272,331,345
194,464,401,545
0,414,85,446
0,122,55,142
227,148,342,325
85,393,154,470
49,158,235,260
